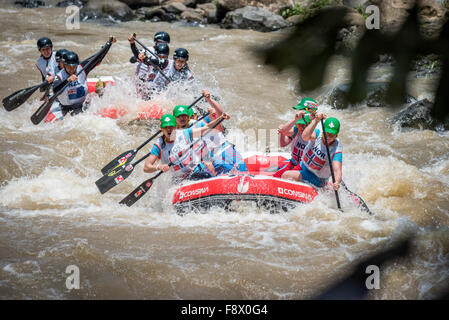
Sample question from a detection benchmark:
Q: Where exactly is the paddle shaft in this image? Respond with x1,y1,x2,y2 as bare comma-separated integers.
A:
3,80,49,111
132,34,171,82
320,118,342,211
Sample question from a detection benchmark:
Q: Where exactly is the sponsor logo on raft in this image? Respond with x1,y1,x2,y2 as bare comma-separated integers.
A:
179,187,209,200
278,187,313,201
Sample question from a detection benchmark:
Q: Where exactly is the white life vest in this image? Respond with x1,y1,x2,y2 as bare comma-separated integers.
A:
152,59,173,88
36,52,58,79
153,136,175,164
169,128,205,176
164,59,193,83
291,128,309,164
301,132,342,179
55,65,88,106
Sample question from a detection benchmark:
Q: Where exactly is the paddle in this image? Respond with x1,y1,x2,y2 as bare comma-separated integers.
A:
30,37,114,125
96,107,217,195
132,33,171,83
100,94,204,175
119,117,226,207
341,181,373,215
2,80,50,111
320,118,343,211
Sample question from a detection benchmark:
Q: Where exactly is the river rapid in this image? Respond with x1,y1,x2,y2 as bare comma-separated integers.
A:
0,3,449,300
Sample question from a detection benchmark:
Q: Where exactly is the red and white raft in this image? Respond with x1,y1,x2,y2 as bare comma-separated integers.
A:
172,152,319,212
44,76,164,122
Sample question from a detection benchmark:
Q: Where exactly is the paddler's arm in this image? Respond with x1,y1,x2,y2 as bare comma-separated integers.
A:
128,34,140,58
278,110,306,147
302,112,326,141
202,89,224,131
144,154,170,173
332,159,342,191
203,90,222,117
191,113,230,139
82,36,116,75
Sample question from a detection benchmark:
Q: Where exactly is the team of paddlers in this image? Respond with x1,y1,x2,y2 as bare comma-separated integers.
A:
29,31,343,192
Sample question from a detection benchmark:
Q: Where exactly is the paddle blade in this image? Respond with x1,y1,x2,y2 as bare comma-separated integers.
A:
3,84,42,111
119,177,155,207
100,150,137,175
95,164,134,194
30,96,55,125
342,182,373,215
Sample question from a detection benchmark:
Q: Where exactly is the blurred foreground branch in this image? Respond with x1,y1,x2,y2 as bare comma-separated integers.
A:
260,2,449,123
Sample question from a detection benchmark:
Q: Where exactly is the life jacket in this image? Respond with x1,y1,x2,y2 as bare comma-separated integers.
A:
301,131,342,179
55,65,88,107
36,52,58,80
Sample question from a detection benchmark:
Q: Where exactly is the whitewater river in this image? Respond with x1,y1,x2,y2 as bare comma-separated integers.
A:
0,3,448,299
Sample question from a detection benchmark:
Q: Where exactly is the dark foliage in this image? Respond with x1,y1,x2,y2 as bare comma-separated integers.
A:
260,2,449,124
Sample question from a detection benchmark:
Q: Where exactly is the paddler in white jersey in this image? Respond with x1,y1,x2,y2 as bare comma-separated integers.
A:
128,31,170,98
55,49,69,73
144,113,230,182
35,37,58,100
274,97,320,178
281,113,343,191
153,48,194,90
50,37,116,118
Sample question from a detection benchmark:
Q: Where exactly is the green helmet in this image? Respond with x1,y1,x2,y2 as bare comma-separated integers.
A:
296,114,310,126
160,114,177,128
187,106,197,117
173,105,190,117
323,117,340,135
293,98,318,111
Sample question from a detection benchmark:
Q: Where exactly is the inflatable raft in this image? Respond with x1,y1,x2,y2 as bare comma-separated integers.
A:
44,76,164,122
172,152,319,212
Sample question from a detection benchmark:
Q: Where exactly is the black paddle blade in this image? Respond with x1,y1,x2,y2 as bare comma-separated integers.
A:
119,177,155,207
3,83,42,111
30,96,55,125
101,150,137,175
95,163,135,194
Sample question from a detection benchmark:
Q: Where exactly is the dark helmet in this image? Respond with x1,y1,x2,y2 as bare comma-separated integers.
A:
154,31,170,44
55,49,69,62
173,48,189,61
63,51,79,66
155,43,169,57
37,37,53,50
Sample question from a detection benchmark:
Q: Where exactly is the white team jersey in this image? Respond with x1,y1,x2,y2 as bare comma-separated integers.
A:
169,128,208,177
301,132,342,179
136,47,160,81
153,136,175,164
165,59,194,83
36,52,58,79
291,129,308,164
135,62,152,80
55,65,88,106
152,59,173,88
